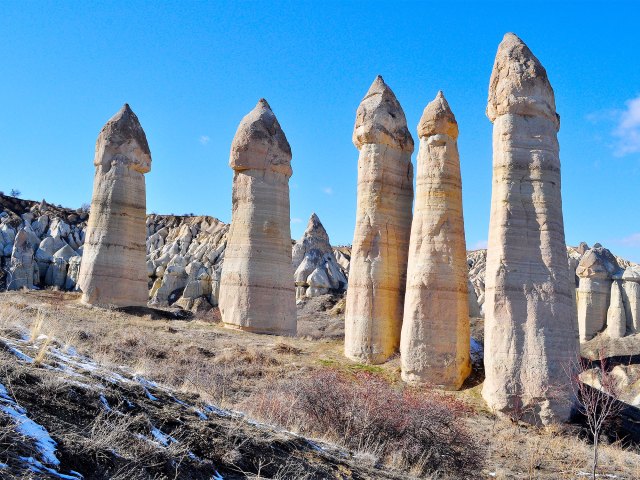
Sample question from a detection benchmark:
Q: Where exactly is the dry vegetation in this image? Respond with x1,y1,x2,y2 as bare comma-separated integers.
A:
0,290,639,479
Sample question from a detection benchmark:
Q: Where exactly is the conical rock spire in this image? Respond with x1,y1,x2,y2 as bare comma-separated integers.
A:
95,103,152,173
353,76,414,152
230,99,292,177
79,104,151,307
418,91,459,139
487,33,558,127
219,99,296,335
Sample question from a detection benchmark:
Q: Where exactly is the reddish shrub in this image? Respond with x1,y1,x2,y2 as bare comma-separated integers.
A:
246,369,482,477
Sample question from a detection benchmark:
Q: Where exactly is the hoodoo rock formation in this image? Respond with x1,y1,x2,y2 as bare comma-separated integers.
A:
576,246,620,341
292,213,348,300
77,104,152,307
400,92,470,389
219,99,296,335
482,34,579,424
344,76,414,364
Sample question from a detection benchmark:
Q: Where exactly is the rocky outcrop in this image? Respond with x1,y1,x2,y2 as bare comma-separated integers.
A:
147,214,228,310
620,265,640,334
400,92,470,389
292,214,348,300
78,104,151,307
7,229,37,290
219,99,296,335
576,246,621,341
482,33,579,424
344,76,414,364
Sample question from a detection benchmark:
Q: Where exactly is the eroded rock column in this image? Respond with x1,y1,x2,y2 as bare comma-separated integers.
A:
400,92,470,389
78,104,151,306
576,246,619,341
482,34,579,424
345,76,414,364
219,99,296,335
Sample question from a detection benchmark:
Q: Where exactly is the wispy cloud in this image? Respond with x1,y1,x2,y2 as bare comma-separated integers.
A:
587,95,640,156
613,96,640,156
323,187,333,195
469,240,488,250
199,135,210,145
291,217,303,224
618,232,640,248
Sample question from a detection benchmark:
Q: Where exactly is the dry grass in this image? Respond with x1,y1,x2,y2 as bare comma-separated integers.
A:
0,290,639,479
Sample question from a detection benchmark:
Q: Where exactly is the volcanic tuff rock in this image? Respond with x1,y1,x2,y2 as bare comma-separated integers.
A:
292,213,348,299
400,92,470,389
482,33,579,424
344,76,414,364
576,246,621,341
78,104,151,307
219,99,296,335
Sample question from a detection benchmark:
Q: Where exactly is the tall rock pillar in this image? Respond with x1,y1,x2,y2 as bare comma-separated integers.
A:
482,34,579,424
344,76,414,364
78,104,151,307
219,99,296,335
400,92,471,389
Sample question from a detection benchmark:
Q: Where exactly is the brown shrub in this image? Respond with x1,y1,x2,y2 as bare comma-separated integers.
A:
245,369,482,478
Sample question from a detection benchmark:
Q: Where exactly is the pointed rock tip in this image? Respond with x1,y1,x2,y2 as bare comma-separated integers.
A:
418,91,458,139
353,76,414,152
487,32,558,126
230,98,292,175
257,98,271,110
98,103,151,159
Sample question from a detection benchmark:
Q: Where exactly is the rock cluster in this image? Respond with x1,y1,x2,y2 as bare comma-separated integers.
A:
344,76,414,364
78,104,151,307
292,213,348,300
0,195,87,291
400,92,470,389
146,214,228,311
482,33,579,424
219,99,296,335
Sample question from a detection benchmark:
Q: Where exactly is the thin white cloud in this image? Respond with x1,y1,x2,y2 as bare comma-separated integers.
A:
588,96,640,156
323,187,333,195
199,135,210,145
291,217,303,224
619,232,640,248
613,96,640,156
469,240,488,250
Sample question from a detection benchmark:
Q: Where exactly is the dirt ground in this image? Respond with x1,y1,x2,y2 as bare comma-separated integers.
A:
1,290,639,479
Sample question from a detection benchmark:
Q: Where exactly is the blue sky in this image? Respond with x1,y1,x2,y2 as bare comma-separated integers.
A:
1,1,639,262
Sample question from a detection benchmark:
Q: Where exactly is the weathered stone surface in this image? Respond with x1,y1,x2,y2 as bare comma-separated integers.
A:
345,76,414,364
606,280,627,338
400,92,470,389
292,214,348,300
621,265,640,333
219,99,296,335
7,229,36,290
482,33,579,424
576,246,620,341
78,104,151,307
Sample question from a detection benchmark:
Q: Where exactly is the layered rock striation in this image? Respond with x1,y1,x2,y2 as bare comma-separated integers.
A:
400,92,470,389
78,104,152,307
482,33,579,424
218,99,296,335
344,76,414,364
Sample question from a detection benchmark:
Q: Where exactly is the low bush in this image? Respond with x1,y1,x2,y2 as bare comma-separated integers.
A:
245,369,482,478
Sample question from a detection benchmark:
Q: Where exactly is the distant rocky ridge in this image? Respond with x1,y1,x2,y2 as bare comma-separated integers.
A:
1,193,638,341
